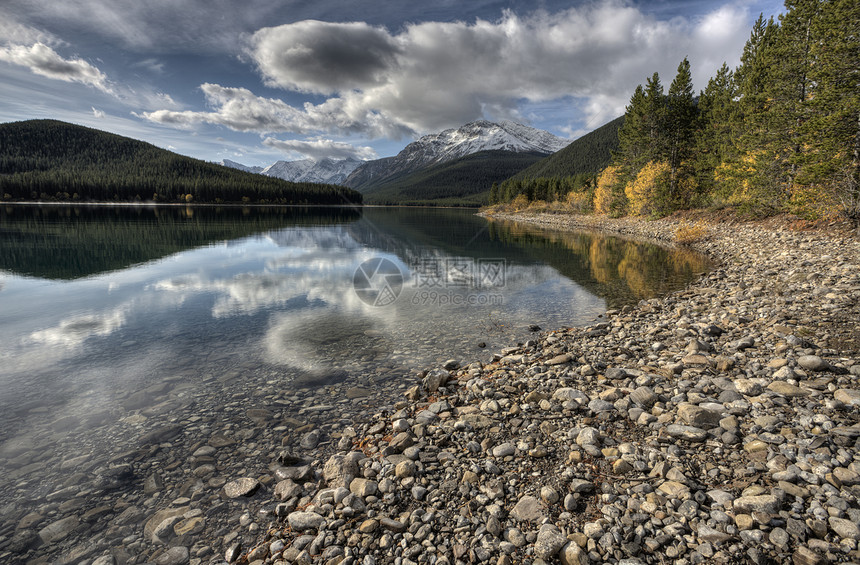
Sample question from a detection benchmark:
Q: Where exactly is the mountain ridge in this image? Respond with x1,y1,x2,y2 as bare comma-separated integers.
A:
345,120,570,191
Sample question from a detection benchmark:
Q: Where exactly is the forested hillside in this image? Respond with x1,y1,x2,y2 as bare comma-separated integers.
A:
507,116,623,182
0,120,363,205
493,0,859,221
363,150,545,206
490,116,622,204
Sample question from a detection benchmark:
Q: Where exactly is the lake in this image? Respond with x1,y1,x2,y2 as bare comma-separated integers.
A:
0,204,710,562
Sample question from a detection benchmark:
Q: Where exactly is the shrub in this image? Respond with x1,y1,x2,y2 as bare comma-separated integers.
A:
674,221,709,244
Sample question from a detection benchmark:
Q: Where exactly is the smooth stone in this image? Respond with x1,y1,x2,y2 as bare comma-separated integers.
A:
677,404,721,428
767,381,810,397
350,478,378,497
173,516,205,536
560,541,588,565
829,517,860,540
834,389,860,406
143,507,189,541
155,546,190,565
733,495,779,515
657,480,690,499
511,496,544,521
492,443,516,458
223,478,260,498
569,479,595,493
665,424,708,441
38,516,80,544
288,511,326,531
797,355,827,372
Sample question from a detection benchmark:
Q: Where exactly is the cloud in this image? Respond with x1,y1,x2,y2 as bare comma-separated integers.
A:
142,83,413,138
0,10,57,45
144,1,753,139
29,309,126,348
262,137,378,161
133,58,165,75
0,42,111,93
251,21,400,93
246,2,751,132
92,106,105,118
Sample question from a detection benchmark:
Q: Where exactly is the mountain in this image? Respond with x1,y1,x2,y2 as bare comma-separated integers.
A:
345,120,570,192
0,120,362,205
363,150,547,206
220,159,264,174
262,158,362,185
506,116,624,182
221,157,362,185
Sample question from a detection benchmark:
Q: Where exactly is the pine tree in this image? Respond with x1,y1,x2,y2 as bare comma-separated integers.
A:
695,63,739,198
764,0,821,211
614,85,650,178
643,72,667,162
799,0,860,219
665,58,698,208
715,14,780,209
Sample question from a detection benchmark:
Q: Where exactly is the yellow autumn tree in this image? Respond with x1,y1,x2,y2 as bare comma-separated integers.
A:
594,165,626,216
625,160,671,217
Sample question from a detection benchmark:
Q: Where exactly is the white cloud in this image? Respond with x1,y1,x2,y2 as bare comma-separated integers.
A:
0,42,111,93
29,309,126,348
92,106,105,118
262,137,377,161
143,1,753,140
142,83,412,138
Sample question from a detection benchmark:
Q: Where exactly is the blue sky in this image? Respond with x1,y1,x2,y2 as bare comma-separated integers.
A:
0,0,783,167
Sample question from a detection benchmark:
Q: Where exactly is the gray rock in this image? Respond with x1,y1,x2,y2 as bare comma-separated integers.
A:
829,517,860,540
492,443,516,458
677,404,721,428
223,478,260,498
350,478,378,497
156,546,189,565
288,511,326,531
38,516,79,544
834,389,860,406
733,495,780,515
629,386,657,408
665,424,708,441
797,355,827,372
569,479,595,493
534,524,566,559
300,429,321,449
510,495,544,521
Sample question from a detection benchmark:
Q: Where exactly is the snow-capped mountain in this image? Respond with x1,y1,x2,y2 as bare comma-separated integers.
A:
220,158,362,185
345,120,569,190
220,159,264,174
263,158,362,185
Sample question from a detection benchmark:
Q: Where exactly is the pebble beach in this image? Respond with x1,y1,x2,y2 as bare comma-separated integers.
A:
4,211,860,565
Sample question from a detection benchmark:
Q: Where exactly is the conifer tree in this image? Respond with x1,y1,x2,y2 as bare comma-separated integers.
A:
799,0,860,218
715,14,780,209
614,85,649,178
695,63,739,197
643,72,667,162
763,0,821,210
666,58,697,208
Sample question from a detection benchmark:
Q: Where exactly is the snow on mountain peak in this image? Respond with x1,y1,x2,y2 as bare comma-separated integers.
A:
400,120,570,167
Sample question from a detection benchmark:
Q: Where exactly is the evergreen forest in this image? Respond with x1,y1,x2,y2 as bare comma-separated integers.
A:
494,0,859,222
0,120,363,205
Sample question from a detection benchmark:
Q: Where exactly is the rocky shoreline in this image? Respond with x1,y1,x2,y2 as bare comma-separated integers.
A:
6,211,860,565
